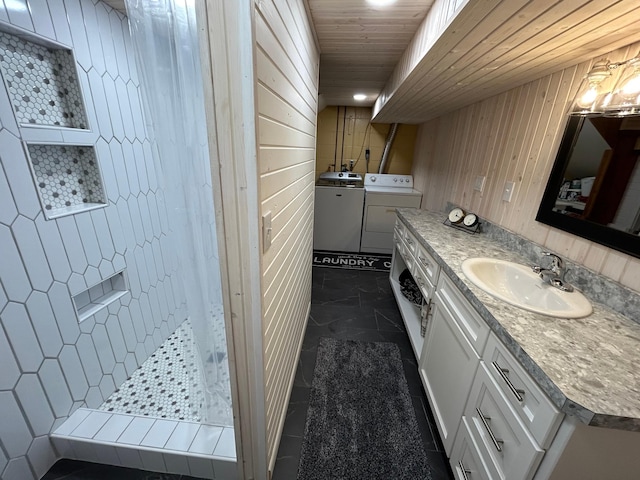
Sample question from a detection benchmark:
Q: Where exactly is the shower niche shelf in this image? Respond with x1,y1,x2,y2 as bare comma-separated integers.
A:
72,271,129,323
26,143,107,219
0,29,88,129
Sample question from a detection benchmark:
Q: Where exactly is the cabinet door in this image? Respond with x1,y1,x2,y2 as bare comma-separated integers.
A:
420,301,480,453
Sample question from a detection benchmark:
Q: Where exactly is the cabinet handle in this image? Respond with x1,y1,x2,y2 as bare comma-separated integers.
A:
416,275,425,287
458,461,471,480
418,255,431,269
492,361,525,402
476,408,503,452
406,237,413,245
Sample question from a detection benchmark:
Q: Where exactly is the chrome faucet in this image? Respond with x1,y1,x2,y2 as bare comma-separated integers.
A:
531,252,574,292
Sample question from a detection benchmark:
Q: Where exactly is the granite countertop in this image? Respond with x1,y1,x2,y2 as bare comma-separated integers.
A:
397,208,640,431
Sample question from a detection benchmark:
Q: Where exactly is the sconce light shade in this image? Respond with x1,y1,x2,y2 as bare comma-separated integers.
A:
567,61,611,117
603,55,640,116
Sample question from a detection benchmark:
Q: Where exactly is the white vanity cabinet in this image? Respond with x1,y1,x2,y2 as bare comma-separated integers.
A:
390,219,440,359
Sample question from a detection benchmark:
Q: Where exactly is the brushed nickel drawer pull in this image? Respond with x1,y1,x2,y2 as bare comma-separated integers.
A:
476,407,503,452
458,461,471,480
418,255,431,268
406,237,413,245
492,361,525,402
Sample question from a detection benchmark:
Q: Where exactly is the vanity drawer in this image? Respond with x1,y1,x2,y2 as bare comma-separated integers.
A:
412,264,435,301
465,363,544,480
403,228,418,256
450,417,492,480
483,334,562,448
414,242,439,285
436,273,490,355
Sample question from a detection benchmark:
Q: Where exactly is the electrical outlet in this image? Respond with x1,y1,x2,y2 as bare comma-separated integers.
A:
262,211,272,252
474,175,486,192
503,181,515,202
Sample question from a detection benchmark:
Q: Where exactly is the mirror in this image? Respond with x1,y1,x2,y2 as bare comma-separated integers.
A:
536,115,640,259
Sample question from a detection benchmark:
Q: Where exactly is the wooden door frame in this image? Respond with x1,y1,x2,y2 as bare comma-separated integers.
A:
197,1,267,479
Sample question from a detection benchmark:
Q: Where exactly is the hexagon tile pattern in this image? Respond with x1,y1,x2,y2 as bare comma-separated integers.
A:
26,144,106,213
0,31,87,129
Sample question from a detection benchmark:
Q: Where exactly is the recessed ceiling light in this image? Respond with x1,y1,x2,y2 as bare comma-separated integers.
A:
367,0,396,6
353,94,367,101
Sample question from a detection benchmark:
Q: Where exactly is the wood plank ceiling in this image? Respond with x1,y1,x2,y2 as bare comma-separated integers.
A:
105,0,640,124
306,0,435,108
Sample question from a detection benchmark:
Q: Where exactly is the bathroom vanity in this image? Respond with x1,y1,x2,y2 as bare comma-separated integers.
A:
391,208,640,480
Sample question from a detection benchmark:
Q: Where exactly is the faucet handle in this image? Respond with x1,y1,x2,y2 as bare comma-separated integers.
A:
542,251,564,270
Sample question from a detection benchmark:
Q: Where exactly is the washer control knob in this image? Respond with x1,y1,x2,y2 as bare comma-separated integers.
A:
338,172,343,177
370,176,377,182
393,177,398,182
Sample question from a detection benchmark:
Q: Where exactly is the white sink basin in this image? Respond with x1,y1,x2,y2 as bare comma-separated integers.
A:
461,258,592,318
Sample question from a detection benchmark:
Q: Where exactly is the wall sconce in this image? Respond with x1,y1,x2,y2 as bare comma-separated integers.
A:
568,53,640,117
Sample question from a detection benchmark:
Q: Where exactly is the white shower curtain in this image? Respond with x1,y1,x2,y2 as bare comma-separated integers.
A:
125,0,232,426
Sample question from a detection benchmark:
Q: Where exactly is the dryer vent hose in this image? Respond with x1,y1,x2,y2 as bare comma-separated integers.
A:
378,123,399,174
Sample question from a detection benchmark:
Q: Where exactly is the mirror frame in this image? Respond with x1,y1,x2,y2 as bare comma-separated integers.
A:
535,116,640,259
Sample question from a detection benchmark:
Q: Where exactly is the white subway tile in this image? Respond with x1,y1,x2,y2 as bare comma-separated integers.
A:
98,374,115,399
38,359,73,417
138,293,155,333
137,193,154,242
128,198,145,246
2,456,34,480
0,226,31,303
99,259,115,279
115,77,135,141
123,30,138,86
0,391,34,457
116,307,137,352
0,75,19,136
104,206,126,253
57,216,89,274
87,68,113,139
0,2,9,24
0,326,20,391
46,0,72,45
26,291,63,358
112,362,126,386
93,413,133,442
102,74,124,141
127,81,145,140
15,374,55,435
71,440,99,462
112,252,126,272
75,213,102,268
214,458,238,479
114,446,142,469
134,246,150,291
128,299,147,342
68,272,87,296
95,3,117,75
5,0,33,30
109,11,129,79
105,314,127,362
213,427,237,458
1,130,41,219
85,385,104,408
48,281,81,344
94,443,120,466
64,0,91,68
52,407,91,435
79,0,105,74
91,209,115,261
27,435,57,479
110,141,130,198
139,449,166,472
116,200,137,252
123,352,137,376
121,140,139,193
163,451,190,475
92,324,116,374
76,333,103,386
25,0,55,38
164,421,200,452
70,410,111,438
117,416,155,445
188,456,215,478
58,345,89,401
34,214,72,282
140,420,179,449
2,303,44,372
95,139,118,202
12,215,53,291
189,425,224,456
134,342,147,365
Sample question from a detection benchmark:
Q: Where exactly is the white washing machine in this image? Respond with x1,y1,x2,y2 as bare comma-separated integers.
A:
313,172,365,252
360,173,422,254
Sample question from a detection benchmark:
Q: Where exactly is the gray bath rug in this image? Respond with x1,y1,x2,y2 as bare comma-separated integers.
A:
297,337,431,480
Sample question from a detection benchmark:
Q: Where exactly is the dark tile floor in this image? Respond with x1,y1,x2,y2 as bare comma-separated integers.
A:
44,265,452,480
271,265,453,480
42,459,204,479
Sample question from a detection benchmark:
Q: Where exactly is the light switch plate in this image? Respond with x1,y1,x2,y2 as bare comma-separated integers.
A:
262,211,272,252
474,175,486,192
503,181,515,202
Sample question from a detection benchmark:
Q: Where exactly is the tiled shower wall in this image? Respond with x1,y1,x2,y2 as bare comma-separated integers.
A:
0,2,190,479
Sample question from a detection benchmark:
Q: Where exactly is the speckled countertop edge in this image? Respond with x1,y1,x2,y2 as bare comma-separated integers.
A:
397,208,640,431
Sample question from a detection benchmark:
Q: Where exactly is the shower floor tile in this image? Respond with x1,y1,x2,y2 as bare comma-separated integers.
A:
99,320,204,422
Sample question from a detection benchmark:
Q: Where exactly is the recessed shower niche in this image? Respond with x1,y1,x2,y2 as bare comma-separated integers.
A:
26,143,107,218
0,30,88,129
